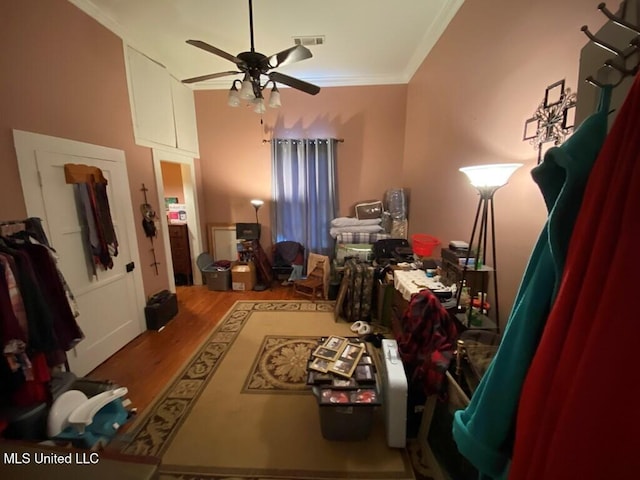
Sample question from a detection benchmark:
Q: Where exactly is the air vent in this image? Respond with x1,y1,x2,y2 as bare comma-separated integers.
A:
293,35,325,46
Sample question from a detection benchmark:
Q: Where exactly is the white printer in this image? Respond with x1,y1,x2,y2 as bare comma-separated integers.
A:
380,339,408,448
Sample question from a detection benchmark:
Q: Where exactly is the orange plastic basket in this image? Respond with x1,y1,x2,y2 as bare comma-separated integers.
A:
411,234,440,257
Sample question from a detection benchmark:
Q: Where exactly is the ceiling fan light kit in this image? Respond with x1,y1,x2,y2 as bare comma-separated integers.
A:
182,0,320,113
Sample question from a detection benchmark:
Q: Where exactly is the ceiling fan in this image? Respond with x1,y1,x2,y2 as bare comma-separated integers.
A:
182,0,320,104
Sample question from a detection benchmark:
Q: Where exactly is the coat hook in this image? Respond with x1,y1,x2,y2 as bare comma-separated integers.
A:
598,2,640,35
581,25,626,57
585,75,607,88
604,58,639,76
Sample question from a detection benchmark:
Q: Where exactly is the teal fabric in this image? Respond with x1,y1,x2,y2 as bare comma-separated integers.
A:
452,86,612,479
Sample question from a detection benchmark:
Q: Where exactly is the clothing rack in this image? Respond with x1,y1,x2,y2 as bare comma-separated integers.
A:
582,2,639,89
262,138,344,144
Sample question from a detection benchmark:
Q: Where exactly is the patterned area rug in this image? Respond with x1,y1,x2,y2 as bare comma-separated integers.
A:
242,336,320,394
116,301,417,480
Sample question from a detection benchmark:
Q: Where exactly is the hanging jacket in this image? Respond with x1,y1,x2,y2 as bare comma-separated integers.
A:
509,75,640,480
396,289,458,397
452,86,612,479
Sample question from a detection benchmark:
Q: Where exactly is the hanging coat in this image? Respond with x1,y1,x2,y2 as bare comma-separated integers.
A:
509,76,640,480
451,86,612,479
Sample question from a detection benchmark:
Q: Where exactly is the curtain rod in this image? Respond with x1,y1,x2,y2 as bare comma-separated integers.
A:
262,138,344,144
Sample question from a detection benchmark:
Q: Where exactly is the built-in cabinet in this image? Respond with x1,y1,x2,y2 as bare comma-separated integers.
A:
125,46,199,156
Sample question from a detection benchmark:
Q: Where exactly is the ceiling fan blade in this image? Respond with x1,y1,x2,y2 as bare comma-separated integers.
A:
182,71,241,84
269,72,320,95
186,40,246,67
265,45,313,69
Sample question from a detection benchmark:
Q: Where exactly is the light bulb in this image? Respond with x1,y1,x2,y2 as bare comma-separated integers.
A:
268,86,281,108
253,97,266,114
239,75,255,100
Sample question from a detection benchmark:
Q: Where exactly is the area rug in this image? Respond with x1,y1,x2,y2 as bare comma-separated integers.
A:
118,301,415,480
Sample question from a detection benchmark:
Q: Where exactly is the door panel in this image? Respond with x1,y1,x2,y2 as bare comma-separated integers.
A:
14,131,146,376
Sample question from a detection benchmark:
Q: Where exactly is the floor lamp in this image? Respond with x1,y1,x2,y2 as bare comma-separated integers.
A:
456,163,522,331
250,199,268,291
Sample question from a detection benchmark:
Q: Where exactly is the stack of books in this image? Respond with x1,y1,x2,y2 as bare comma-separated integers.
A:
443,243,476,266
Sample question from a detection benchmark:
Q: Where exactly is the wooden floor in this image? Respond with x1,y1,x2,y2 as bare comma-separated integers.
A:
86,284,300,416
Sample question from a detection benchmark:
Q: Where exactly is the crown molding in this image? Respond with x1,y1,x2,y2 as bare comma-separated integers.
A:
403,0,465,82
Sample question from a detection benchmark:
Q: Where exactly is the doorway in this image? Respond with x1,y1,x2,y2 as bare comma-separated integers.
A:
152,149,203,289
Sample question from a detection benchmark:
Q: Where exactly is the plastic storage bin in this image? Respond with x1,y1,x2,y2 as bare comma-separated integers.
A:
411,234,440,257
204,269,231,291
313,387,378,441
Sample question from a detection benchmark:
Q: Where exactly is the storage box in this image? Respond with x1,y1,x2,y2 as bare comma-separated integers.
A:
312,386,379,441
204,269,231,291
231,262,256,291
318,403,375,441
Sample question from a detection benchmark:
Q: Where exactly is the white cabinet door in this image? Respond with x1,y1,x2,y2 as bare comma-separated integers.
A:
171,77,199,156
127,46,176,147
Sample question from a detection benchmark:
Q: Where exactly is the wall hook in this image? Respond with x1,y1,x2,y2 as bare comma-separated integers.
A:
581,25,626,57
598,2,640,35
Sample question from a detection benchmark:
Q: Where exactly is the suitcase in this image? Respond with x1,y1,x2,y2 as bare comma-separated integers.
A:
380,339,408,448
344,259,374,323
373,238,412,265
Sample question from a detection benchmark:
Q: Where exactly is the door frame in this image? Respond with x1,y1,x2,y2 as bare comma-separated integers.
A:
13,129,147,332
152,148,203,288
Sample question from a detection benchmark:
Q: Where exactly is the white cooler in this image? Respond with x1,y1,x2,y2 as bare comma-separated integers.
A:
380,339,408,448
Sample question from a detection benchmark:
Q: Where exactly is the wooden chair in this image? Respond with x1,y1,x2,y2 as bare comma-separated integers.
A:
293,259,326,301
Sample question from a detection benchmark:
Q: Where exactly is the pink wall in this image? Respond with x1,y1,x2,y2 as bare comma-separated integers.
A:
0,0,170,297
161,162,185,204
195,84,408,250
0,0,613,327
403,0,606,328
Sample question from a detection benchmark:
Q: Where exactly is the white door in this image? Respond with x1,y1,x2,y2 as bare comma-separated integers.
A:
14,130,146,376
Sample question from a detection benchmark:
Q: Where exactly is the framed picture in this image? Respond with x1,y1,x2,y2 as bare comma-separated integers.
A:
358,355,373,365
206,223,237,261
313,346,341,361
544,79,565,107
329,358,357,378
354,364,375,383
323,335,347,351
332,377,357,388
309,357,330,373
350,389,378,404
339,342,365,364
320,389,351,404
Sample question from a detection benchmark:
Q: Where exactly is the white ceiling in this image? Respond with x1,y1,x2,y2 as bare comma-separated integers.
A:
70,0,464,90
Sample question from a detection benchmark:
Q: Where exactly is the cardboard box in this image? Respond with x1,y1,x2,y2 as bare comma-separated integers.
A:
231,261,256,291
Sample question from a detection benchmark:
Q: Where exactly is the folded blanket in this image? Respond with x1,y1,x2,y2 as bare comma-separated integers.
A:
336,232,391,244
330,225,384,238
330,217,381,227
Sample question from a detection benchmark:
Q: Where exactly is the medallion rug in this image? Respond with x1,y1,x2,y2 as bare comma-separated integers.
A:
117,301,418,480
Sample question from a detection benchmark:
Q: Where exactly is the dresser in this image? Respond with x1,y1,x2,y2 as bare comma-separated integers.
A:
168,224,192,285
